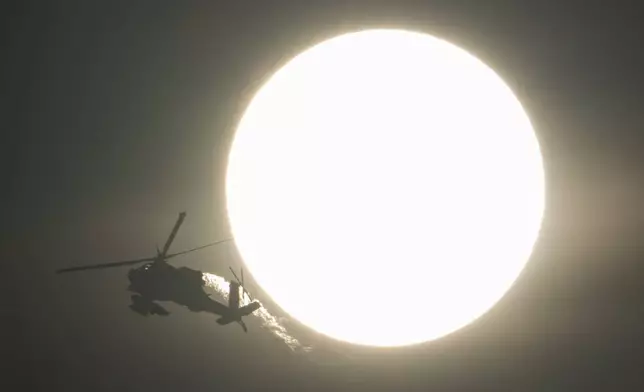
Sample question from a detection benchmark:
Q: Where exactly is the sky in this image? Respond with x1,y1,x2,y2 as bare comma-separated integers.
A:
4,1,644,390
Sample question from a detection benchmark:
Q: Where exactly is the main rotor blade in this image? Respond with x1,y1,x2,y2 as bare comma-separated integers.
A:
56,238,232,273
165,238,233,260
56,256,157,274
161,212,186,256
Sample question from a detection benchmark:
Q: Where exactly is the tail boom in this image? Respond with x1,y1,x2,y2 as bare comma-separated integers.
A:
215,302,261,325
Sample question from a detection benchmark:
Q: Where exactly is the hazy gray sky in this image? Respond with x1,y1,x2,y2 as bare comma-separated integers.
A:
5,1,644,390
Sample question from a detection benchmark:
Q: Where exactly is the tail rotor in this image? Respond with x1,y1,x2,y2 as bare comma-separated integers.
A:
229,266,254,302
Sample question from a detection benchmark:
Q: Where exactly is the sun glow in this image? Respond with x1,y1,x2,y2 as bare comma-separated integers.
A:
225,29,544,346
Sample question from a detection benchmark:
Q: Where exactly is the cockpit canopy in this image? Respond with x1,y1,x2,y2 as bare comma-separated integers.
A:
128,263,153,281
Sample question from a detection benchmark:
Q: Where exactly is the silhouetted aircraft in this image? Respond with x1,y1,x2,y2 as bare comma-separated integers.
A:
56,212,262,332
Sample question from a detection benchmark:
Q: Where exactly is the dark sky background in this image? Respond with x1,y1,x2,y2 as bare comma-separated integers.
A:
4,1,644,390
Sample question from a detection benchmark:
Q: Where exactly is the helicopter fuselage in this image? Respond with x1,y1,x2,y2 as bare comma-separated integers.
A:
126,262,226,315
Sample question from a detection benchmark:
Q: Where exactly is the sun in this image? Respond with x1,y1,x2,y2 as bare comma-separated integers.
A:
225,29,544,347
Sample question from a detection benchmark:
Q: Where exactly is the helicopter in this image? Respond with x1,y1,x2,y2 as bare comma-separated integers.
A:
56,212,262,332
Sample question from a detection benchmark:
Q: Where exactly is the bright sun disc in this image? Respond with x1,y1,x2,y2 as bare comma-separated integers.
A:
226,29,544,347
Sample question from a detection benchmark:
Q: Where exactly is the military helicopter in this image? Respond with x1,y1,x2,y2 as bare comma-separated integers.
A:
56,212,262,332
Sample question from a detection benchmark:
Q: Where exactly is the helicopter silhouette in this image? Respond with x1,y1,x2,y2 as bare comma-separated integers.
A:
56,212,261,332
